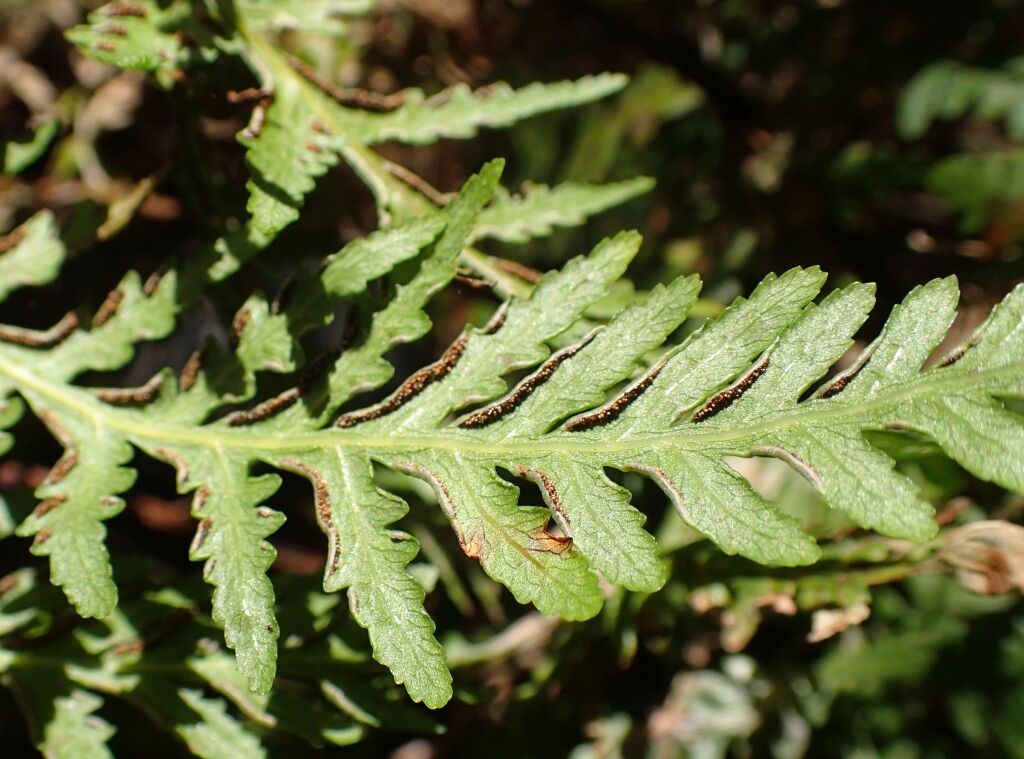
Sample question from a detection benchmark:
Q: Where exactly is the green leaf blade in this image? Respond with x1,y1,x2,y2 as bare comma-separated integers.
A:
282,451,451,708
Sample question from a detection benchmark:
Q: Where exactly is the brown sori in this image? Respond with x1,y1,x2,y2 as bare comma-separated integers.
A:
93,288,124,327
335,335,468,428
282,458,340,575
691,357,770,423
97,374,164,406
0,312,80,348
229,307,251,349
224,352,332,427
939,340,978,368
0,226,26,255
460,336,594,428
565,364,662,431
179,345,207,392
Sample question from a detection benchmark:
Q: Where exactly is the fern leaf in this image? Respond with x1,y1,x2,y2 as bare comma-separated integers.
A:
236,28,630,231
349,75,628,146
43,690,116,759
0,567,415,754
187,649,364,744
285,216,445,335
65,0,213,82
312,160,504,420
0,211,64,301
899,58,1024,139
178,689,267,759
7,267,178,617
278,450,451,708
925,149,1024,232
471,178,655,244
3,172,1024,707
2,118,59,176
69,3,647,295
183,451,284,693
14,410,134,618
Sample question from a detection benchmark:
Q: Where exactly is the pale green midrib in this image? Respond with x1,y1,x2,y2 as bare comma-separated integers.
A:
1,346,1018,457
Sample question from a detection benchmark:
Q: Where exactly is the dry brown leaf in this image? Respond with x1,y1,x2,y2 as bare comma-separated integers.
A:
939,520,1024,595
807,601,871,643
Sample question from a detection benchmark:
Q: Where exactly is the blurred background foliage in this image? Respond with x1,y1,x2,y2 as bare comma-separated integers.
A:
1,0,1023,757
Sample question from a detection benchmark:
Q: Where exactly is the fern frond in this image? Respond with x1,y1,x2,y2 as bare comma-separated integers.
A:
0,224,179,617
235,26,633,234
177,689,267,759
2,119,60,176
0,211,64,301
348,75,628,146
0,567,430,757
44,691,116,759
925,148,1024,232
67,1,651,296
898,57,1024,139
1,164,1022,707
65,0,216,83
472,178,655,245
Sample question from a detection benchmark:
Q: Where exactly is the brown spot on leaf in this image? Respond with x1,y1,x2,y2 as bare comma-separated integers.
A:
287,54,347,102
527,528,573,555
32,496,67,519
336,335,468,427
482,302,509,335
818,353,871,399
383,161,453,206
101,2,145,17
566,363,662,431
310,119,333,136
242,97,270,139
0,311,80,348
192,517,213,551
93,288,124,327
280,458,340,575
143,263,168,296
97,373,163,406
156,448,191,486
940,520,1024,595
0,226,26,254
47,452,78,486
225,352,332,426
692,357,770,423
454,270,495,291
179,346,206,391
224,388,300,426
229,307,251,349
818,373,852,399
517,466,570,528
462,533,484,559
338,87,406,112
938,339,979,368
111,641,144,656
227,87,269,104
492,258,542,284
460,335,595,428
